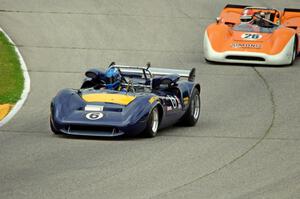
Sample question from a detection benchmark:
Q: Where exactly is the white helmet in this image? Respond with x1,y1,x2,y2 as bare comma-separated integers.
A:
240,9,254,23
259,12,266,18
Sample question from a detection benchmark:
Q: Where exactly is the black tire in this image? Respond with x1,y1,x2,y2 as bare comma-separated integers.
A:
181,89,201,126
143,107,160,138
50,118,62,134
289,37,297,66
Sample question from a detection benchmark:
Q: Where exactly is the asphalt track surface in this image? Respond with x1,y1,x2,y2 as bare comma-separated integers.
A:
0,0,300,198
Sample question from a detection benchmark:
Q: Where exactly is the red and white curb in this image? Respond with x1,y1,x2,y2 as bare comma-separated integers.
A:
0,27,30,127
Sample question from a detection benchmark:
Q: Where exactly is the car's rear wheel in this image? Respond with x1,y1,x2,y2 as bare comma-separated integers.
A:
143,107,159,138
181,89,201,126
50,118,62,134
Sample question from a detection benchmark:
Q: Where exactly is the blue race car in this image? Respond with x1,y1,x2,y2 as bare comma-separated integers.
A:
50,62,201,137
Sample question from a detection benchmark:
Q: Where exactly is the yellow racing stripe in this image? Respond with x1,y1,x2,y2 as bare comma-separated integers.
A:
82,93,136,105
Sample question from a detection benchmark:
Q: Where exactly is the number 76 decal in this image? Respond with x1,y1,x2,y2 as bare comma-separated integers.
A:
241,33,262,40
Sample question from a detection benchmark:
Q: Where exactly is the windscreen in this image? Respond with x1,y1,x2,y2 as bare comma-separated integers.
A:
233,23,278,33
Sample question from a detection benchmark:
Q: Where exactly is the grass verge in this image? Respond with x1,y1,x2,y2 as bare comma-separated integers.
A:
0,31,24,104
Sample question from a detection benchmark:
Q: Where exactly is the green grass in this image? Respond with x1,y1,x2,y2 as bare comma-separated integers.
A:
0,31,24,104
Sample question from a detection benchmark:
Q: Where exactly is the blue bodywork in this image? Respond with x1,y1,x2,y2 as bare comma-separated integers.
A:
50,66,201,137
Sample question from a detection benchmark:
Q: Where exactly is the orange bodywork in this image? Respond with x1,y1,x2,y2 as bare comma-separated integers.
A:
206,5,300,55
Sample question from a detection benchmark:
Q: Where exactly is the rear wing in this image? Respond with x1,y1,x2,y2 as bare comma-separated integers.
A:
282,8,300,29
109,62,195,82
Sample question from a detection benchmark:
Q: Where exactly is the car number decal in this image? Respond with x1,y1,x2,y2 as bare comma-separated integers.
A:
86,112,104,120
167,95,178,109
241,33,262,40
163,95,182,109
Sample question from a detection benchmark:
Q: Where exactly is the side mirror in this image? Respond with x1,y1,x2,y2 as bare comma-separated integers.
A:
82,69,107,89
216,17,221,24
85,69,106,85
85,69,105,80
85,70,98,79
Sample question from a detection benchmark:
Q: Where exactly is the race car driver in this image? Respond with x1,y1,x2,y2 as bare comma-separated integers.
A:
104,67,128,92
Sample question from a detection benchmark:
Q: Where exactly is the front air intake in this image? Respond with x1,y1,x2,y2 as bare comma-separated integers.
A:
226,56,265,61
68,125,115,133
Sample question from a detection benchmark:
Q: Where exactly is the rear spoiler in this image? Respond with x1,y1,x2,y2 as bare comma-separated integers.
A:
224,4,250,9
109,62,196,82
282,8,300,28
284,8,300,13
149,67,195,82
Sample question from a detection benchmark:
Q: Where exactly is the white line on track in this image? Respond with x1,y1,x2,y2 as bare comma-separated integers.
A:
0,27,30,127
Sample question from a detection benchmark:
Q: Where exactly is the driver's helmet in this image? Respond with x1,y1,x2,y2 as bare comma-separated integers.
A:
105,67,121,89
259,12,266,19
240,9,254,23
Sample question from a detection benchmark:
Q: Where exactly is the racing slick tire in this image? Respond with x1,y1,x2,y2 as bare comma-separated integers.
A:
143,107,160,138
181,89,200,126
50,118,62,134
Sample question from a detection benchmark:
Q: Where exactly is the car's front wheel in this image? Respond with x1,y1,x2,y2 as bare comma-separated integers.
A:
143,107,160,138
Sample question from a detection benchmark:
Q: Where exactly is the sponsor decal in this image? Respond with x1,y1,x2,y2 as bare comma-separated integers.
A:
231,43,261,49
183,97,189,105
85,105,104,111
86,112,104,120
149,96,159,104
241,33,262,40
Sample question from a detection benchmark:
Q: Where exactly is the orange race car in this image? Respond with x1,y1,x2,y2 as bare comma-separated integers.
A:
204,4,300,65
